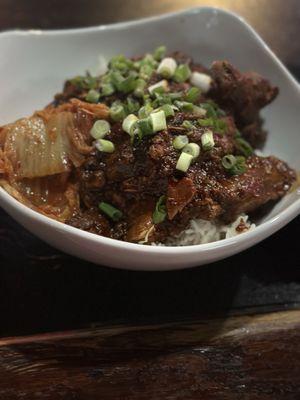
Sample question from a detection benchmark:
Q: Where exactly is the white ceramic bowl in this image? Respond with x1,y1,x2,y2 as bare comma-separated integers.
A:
0,7,299,270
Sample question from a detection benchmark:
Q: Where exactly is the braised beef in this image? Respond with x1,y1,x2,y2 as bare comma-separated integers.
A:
51,53,296,243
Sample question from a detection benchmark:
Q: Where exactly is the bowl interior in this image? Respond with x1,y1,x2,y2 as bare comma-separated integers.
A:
0,7,299,225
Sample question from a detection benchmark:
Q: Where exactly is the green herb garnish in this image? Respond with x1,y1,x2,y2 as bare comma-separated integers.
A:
99,202,123,221
153,195,167,224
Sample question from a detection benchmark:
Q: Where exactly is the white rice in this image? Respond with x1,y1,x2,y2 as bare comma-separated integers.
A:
154,214,255,246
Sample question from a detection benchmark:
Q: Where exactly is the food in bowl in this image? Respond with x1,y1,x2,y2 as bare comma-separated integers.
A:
0,46,295,245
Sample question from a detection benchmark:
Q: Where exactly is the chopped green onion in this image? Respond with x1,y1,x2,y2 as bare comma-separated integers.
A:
236,137,253,157
173,135,189,150
122,114,138,135
190,72,212,93
152,93,172,107
152,195,167,224
176,152,193,172
101,83,115,96
222,155,246,175
182,120,194,130
134,78,146,98
110,103,126,122
157,57,177,78
198,116,227,132
182,143,200,159
90,120,111,139
133,60,141,70
139,64,154,80
200,102,218,118
173,64,191,83
99,201,123,221
109,55,133,72
192,105,207,117
185,87,201,103
95,139,115,153
119,75,137,94
169,92,183,101
110,70,125,90
126,97,140,114
138,103,153,119
231,156,247,175
201,101,225,118
101,73,111,84
137,118,153,136
141,53,158,68
198,118,214,127
222,154,237,170
160,104,176,118
201,130,215,151
148,79,168,95
70,75,98,90
214,119,227,133
153,45,167,61
85,89,100,103
150,110,167,132
174,101,194,112
235,129,242,138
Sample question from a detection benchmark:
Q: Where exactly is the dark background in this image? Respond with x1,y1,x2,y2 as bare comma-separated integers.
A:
0,0,299,337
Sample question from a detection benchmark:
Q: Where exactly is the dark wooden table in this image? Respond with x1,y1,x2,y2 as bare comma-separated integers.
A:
0,1,300,398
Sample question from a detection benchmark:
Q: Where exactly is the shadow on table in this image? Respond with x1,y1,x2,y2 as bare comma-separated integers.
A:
0,210,299,337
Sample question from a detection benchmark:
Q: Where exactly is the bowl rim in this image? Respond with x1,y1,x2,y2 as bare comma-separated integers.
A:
0,6,299,255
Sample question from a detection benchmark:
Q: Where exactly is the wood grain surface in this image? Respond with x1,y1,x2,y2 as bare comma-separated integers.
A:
0,309,299,399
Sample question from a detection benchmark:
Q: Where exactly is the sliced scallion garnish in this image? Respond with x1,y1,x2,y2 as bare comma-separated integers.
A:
185,87,201,103
173,135,189,150
141,53,158,68
222,154,237,170
198,118,214,127
176,152,193,172
152,195,167,224
169,92,183,101
122,114,138,135
182,120,194,130
126,97,140,114
110,103,126,122
192,105,207,117
99,201,123,221
173,64,191,83
153,45,167,61
134,78,147,98
148,80,169,95
201,130,215,151
118,75,137,94
231,156,247,175
150,110,167,132
137,118,153,136
95,139,115,153
70,74,98,90
190,72,212,93
160,104,176,118
157,57,177,78
109,55,133,72
182,143,200,159
85,89,100,103
139,64,154,80
222,155,246,175
110,70,125,90
138,103,153,119
101,83,115,96
174,101,194,112
90,120,111,139
214,119,227,133
235,137,253,157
